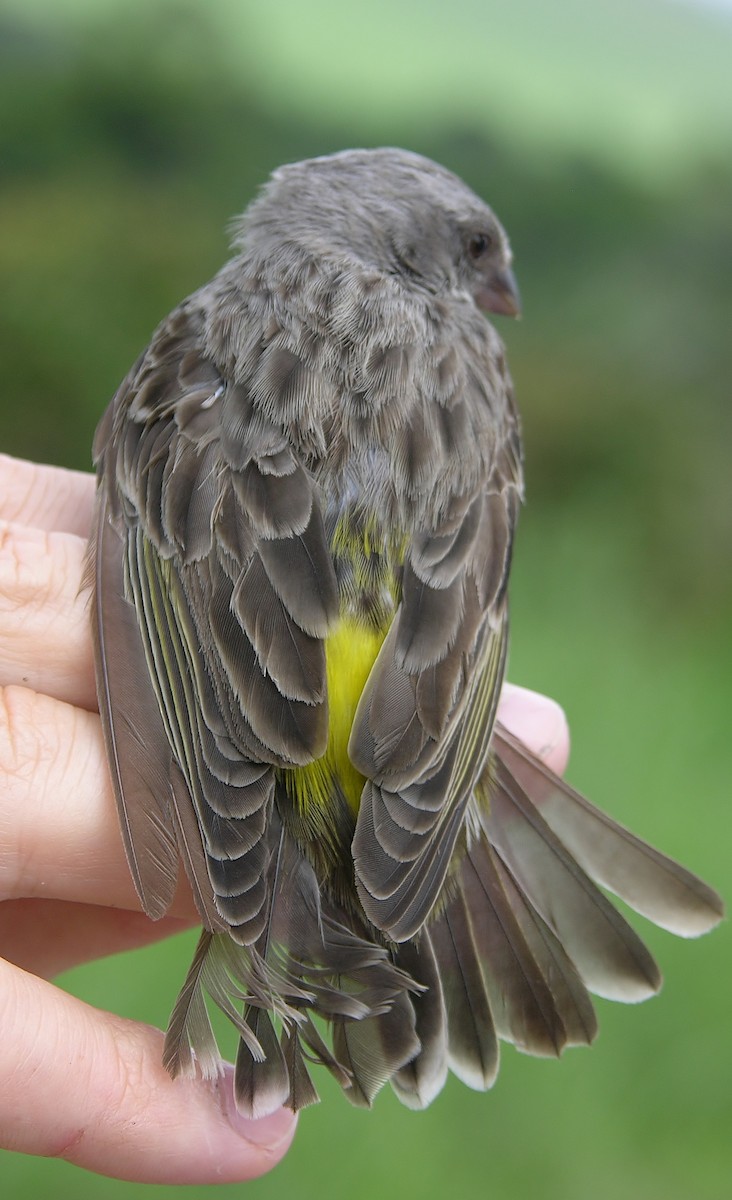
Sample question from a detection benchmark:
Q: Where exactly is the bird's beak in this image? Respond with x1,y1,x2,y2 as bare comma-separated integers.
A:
474,266,521,318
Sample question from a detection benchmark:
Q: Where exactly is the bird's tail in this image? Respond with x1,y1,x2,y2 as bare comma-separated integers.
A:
391,724,723,1109
163,731,723,1116
163,806,423,1117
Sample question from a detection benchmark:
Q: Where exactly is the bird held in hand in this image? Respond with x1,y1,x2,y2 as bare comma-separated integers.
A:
88,148,723,1117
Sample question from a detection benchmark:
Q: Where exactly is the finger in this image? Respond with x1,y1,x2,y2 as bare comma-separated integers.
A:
497,683,570,775
0,520,96,711
0,898,194,979
0,453,95,537
0,682,571,915
0,685,198,920
0,958,297,1183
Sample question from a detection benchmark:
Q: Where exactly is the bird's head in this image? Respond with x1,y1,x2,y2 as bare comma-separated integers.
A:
235,148,520,319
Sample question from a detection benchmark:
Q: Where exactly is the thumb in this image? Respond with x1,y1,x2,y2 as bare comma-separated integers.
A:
0,957,296,1184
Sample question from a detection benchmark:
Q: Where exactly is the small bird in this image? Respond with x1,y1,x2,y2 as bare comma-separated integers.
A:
89,148,722,1117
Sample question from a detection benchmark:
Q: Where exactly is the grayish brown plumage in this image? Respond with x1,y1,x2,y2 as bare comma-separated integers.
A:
88,148,723,1117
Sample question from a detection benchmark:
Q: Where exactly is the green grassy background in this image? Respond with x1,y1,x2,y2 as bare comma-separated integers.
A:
0,1,729,1196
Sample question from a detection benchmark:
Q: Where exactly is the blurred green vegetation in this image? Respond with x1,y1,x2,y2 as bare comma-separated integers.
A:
0,1,730,1198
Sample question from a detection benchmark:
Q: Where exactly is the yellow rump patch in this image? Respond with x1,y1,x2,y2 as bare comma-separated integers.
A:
285,617,387,816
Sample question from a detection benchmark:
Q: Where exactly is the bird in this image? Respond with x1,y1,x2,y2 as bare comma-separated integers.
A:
88,148,723,1118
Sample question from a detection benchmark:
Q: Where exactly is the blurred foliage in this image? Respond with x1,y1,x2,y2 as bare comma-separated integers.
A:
0,2,730,1198
1,3,730,613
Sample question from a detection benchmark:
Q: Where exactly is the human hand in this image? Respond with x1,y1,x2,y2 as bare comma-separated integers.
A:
0,451,569,1184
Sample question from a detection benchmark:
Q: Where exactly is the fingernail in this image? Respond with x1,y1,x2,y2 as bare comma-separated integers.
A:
218,1064,297,1147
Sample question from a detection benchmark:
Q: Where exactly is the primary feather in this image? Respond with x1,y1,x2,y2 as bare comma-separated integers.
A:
89,148,723,1116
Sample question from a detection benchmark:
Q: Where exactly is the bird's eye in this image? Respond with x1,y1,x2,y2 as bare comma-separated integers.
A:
468,232,492,260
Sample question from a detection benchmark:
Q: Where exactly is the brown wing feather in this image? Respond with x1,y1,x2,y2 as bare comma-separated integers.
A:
89,493,179,919
351,410,520,942
93,300,339,942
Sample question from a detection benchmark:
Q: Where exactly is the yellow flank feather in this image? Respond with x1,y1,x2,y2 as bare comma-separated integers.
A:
285,617,387,817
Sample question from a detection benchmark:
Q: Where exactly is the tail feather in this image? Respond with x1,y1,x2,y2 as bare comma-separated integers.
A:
162,930,224,1082
235,1008,290,1120
391,934,449,1109
281,1025,320,1112
461,838,578,1056
495,726,724,937
488,850,598,1048
333,990,420,1108
428,890,500,1090
485,755,663,1001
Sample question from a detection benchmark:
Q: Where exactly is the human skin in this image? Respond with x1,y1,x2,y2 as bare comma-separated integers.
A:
0,451,569,1184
